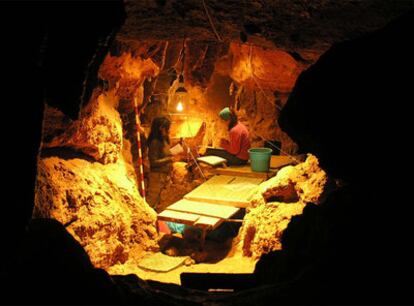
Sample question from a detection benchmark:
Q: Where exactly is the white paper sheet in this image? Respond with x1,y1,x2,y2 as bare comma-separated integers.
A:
170,143,184,155
196,155,227,166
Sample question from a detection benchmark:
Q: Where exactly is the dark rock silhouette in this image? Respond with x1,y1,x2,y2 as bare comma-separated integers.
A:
254,8,414,304
0,2,128,304
1,1,413,304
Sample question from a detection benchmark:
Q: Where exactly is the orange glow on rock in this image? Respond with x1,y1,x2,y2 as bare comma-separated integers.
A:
229,42,302,92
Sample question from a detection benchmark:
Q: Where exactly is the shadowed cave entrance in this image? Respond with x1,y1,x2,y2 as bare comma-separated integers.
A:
34,37,329,286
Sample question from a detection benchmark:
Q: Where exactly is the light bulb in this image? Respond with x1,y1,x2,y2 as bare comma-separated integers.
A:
176,101,183,112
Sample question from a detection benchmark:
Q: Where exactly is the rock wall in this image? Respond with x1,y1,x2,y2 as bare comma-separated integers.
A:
100,39,303,152
34,156,158,269
35,89,159,269
44,90,123,164
237,154,327,258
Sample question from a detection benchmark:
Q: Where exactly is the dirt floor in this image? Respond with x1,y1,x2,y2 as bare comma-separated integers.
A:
109,235,257,285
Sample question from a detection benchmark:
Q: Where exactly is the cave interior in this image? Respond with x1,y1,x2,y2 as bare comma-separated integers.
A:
2,1,414,304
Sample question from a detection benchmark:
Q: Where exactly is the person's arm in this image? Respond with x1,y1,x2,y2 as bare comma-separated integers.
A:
221,128,242,155
149,140,172,167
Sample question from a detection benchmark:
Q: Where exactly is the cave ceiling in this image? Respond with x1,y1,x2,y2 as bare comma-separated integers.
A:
119,0,414,62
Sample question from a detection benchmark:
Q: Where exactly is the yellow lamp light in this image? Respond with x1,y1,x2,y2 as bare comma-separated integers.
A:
176,101,184,112
174,74,187,113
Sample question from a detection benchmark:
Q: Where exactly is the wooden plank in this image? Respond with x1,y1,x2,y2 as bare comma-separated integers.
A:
213,176,262,201
205,175,236,186
231,176,263,200
183,175,232,203
213,165,277,179
183,175,263,208
183,195,249,208
194,216,223,230
270,155,296,169
185,175,262,198
167,199,240,219
232,176,264,185
157,209,200,226
210,156,295,177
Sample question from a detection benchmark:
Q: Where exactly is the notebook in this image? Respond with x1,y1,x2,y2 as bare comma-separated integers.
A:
170,143,184,155
196,155,227,166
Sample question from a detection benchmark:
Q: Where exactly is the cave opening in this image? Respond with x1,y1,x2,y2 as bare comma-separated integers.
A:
9,1,412,303
34,35,329,287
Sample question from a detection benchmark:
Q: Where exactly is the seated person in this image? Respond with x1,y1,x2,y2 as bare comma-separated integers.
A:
147,116,177,210
146,116,185,233
207,107,250,166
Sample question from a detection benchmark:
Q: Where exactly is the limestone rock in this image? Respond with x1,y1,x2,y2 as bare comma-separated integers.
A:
99,52,160,102
237,154,327,258
250,154,327,208
43,91,123,164
263,181,299,203
34,156,158,269
240,202,305,258
229,43,302,92
41,105,73,143
184,40,228,88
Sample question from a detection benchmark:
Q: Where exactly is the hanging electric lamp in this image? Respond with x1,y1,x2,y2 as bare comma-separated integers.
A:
175,73,187,112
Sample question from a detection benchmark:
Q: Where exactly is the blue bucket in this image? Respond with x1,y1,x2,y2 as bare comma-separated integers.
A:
248,148,272,172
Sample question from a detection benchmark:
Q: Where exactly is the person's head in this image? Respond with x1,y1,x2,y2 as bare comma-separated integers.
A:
219,107,238,130
148,116,171,144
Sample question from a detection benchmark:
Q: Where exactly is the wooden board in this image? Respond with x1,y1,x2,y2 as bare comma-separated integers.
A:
158,174,265,233
158,204,229,231
157,209,200,226
270,155,296,169
211,156,296,178
167,199,240,219
184,175,263,208
193,216,223,229
213,165,277,179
